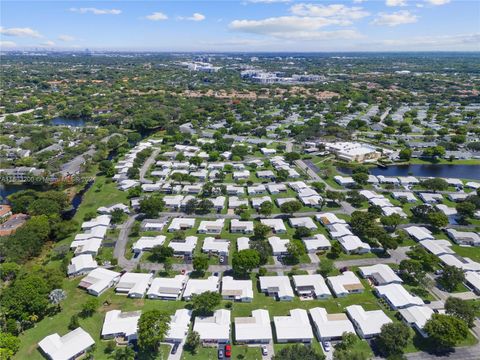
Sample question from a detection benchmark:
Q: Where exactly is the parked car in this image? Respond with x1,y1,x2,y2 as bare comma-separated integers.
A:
225,344,231,357
261,345,268,356
218,349,224,359
323,341,331,352
171,343,179,354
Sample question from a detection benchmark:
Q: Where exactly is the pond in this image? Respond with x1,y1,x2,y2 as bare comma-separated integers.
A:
50,117,87,127
0,183,44,202
369,164,480,180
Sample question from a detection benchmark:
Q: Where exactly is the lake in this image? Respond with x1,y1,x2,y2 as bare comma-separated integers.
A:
369,164,480,180
0,183,43,202
50,117,87,127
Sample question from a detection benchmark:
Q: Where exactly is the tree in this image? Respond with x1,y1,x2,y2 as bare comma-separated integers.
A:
259,201,273,216
253,223,271,240
352,172,368,185
232,249,260,277
250,240,272,265
399,259,425,285
280,200,302,214
445,297,476,327
191,291,222,315
0,333,20,359
427,211,449,228
318,259,334,276
68,314,80,330
333,332,368,360
380,213,402,231
0,263,20,281
139,195,165,218
196,199,214,214
193,254,209,274
80,298,98,318
185,330,201,354
273,344,325,360
399,148,412,161
284,152,301,163
113,346,135,360
137,310,170,352
421,178,448,192
285,240,305,265
438,265,465,292
150,245,174,263
346,191,367,208
456,201,476,219
110,208,125,224
368,205,383,217
424,314,469,351
376,322,410,357
326,190,345,204
328,241,342,259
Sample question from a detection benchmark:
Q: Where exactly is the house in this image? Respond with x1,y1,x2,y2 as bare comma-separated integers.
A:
228,196,249,209
346,305,392,339
289,217,317,230
268,236,290,256
193,309,231,344
419,239,455,256
168,236,198,257
221,276,254,302
257,170,276,179
237,237,250,251
418,193,443,203
82,215,111,230
116,272,153,298
132,235,166,254
261,218,286,233
74,225,107,242
334,176,356,187
436,204,458,223
38,327,95,360
267,183,287,194
359,264,403,285
338,235,371,254
251,196,272,209
71,238,102,256
375,284,424,310
398,306,434,338
392,192,417,203
235,309,273,344
165,309,192,343
309,308,355,341
168,218,195,232
248,184,267,196
101,310,141,342
147,275,188,300
78,268,120,296
0,205,13,222
230,219,254,234
259,276,294,301
210,196,226,211
315,213,347,228
140,219,167,232
97,203,130,215
377,176,399,185
292,274,331,299
276,197,297,207
183,185,202,194
67,255,98,277
404,226,434,242
226,185,244,196
465,271,480,294
327,271,364,297
359,190,383,200
328,224,353,239
261,148,277,156
202,237,230,255
438,254,480,272
198,219,225,234
233,170,250,180
273,309,314,343
398,176,420,185
447,193,469,202
302,234,331,252
446,229,480,246
163,195,184,209
183,276,220,300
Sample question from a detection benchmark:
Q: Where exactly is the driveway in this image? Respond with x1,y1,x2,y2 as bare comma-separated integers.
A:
167,340,185,360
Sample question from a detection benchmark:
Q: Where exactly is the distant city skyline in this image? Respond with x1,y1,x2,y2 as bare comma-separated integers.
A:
1,0,479,52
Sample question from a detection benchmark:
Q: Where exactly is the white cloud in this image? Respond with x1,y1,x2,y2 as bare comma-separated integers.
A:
0,26,41,38
69,8,121,15
178,13,205,21
145,12,168,21
0,40,17,48
380,33,480,49
386,0,407,6
247,0,291,3
425,0,450,5
352,0,366,3
58,34,75,42
290,3,370,21
41,40,55,47
372,10,418,26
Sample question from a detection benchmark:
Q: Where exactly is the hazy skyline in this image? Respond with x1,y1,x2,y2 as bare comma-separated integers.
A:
1,0,479,52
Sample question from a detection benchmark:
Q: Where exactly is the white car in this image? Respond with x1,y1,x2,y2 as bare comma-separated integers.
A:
323,341,331,352
261,345,268,356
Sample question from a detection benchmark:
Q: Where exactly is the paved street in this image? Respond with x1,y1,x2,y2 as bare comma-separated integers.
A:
140,148,160,184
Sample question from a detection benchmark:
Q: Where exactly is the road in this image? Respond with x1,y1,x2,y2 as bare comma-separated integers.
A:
140,148,160,184
59,147,96,176
0,107,41,122
114,215,138,270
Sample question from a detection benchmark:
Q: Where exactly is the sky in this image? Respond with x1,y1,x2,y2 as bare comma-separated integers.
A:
1,0,479,52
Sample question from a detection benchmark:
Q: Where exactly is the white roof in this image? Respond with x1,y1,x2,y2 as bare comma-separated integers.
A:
404,226,434,241
237,237,250,251
339,235,371,252
466,181,480,189
228,196,248,208
193,309,231,341
309,307,355,339
329,224,353,239
436,204,457,216
221,276,254,300
202,237,230,254
419,192,443,203
101,310,141,338
419,239,454,256
38,327,95,360
166,309,192,341
71,237,102,255
289,217,317,229
447,229,480,245
116,272,153,296
376,284,424,309
147,275,187,298
399,306,434,330
268,236,290,254
79,268,120,294
292,274,331,298
359,264,402,285
259,276,294,298
392,192,417,202
198,219,225,232
439,254,480,272
251,196,272,208
81,215,111,229
276,197,297,206
370,197,394,208
183,276,219,299
261,218,286,232
315,212,347,226
132,235,166,252
168,236,197,253
273,309,314,342
74,225,108,241
327,271,364,296
235,309,272,342
68,254,98,275
168,218,195,231
302,234,331,251
359,190,383,200
231,219,254,232
346,305,392,338
465,271,480,291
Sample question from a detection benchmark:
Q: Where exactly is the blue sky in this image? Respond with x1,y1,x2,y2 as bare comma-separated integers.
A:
1,0,479,51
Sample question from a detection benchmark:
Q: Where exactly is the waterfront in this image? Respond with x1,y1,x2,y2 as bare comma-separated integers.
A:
369,164,480,180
